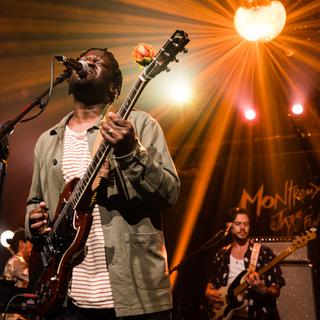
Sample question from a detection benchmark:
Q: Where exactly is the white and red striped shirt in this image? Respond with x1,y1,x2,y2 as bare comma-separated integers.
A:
62,125,114,308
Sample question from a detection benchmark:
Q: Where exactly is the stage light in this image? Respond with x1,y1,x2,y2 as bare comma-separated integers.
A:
291,103,304,115
168,81,192,105
244,108,257,121
0,230,14,248
234,0,286,42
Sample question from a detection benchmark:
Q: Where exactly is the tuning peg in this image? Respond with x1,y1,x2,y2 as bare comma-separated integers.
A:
174,58,179,63
183,48,188,54
165,66,171,72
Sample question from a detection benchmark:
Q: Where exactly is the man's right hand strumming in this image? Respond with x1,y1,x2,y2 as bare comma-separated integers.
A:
29,201,52,236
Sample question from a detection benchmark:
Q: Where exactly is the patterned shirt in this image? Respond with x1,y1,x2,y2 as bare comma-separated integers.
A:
3,255,29,320
209,241,285,319
4,255,29,288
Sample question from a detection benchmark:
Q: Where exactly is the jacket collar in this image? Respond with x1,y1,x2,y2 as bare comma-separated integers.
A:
49,110,104,139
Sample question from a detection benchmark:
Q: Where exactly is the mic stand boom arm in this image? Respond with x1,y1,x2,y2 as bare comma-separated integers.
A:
0,70,71,141
0,70,71,221
169,229,228,275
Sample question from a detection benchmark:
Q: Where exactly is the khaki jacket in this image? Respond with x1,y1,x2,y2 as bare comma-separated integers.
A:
25,109,180,317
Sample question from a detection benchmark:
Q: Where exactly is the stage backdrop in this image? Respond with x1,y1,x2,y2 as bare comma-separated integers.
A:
167,133,320,320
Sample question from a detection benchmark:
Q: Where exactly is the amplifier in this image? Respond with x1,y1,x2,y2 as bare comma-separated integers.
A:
252,237,309,262
277,264,317,320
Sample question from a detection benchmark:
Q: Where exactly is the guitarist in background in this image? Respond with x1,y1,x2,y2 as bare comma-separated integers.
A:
4,228,32,289
205,207,285,320
24,48,180,319
3,228,33,320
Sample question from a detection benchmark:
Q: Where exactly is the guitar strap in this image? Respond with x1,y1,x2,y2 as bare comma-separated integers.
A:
91,105,117,191
248,242,261,272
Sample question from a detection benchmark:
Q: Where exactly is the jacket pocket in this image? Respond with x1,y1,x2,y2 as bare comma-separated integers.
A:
125,232,171,290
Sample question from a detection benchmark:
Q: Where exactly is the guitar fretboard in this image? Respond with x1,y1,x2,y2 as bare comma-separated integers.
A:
233,245,295,296
49,29,190,233
52,76,148,231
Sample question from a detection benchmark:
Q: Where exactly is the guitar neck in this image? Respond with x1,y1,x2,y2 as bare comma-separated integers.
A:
257,247,293,277
72,76,149,209
233,246,294,296
51,29,190,231
52,75,149,231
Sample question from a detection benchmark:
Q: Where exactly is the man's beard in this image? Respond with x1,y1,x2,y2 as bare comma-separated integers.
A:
234,232,249,245
69,77,109,105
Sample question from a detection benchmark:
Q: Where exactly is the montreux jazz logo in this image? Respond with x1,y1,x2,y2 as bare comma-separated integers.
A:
239,180,320,234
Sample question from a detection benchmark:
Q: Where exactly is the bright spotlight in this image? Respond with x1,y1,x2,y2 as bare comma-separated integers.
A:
291,103,304,115
0,230,14,248
244,108,256,121
234,0,286,42
169,82,192,104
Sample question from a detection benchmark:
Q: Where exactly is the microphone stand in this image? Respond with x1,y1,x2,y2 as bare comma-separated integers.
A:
0,69,71,218
169,229,229,275
0,135,9,218
0,70,71,141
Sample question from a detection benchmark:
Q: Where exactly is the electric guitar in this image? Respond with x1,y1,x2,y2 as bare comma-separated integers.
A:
28,30,189,316
209,228,317,320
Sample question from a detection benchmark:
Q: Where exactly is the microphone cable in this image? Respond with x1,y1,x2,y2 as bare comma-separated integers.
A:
2,293,38,320
20,55,68,123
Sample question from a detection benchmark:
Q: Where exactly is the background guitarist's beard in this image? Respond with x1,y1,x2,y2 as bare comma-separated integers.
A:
234,233,249,245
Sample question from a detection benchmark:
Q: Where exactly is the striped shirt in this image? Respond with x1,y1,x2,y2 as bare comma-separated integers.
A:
62,125,114,308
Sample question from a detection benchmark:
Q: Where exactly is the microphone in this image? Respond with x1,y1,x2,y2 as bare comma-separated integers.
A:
55,55,88,78
224,223,232,236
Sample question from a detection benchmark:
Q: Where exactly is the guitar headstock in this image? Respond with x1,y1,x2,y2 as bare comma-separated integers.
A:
290,227,317,251
143,30,189,79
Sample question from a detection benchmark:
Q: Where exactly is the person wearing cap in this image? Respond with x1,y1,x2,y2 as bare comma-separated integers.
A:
2,228,33,320
3,228,32,288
